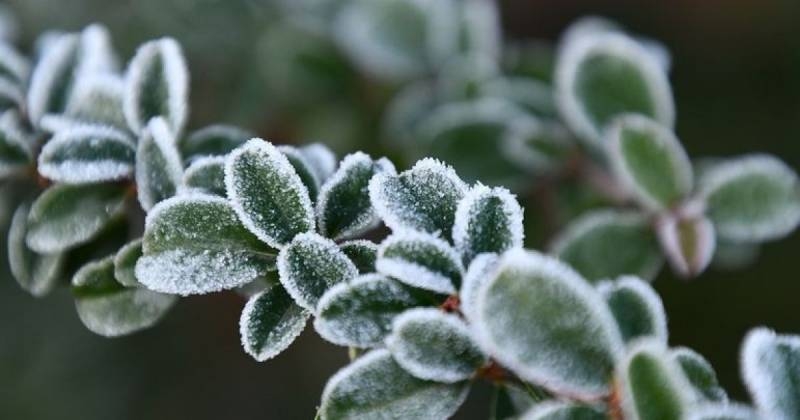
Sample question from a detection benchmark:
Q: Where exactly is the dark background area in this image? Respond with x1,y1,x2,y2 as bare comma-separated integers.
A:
1,0,799,418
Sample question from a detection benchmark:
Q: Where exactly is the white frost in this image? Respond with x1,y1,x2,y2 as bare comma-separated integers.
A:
375,229,463,295
38,124,135,183
741,327,800,420
136,117,184,211
452,183,524,262
596,275,668,344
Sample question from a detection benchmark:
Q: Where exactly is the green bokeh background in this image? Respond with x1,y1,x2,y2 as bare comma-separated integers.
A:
1,0,799,418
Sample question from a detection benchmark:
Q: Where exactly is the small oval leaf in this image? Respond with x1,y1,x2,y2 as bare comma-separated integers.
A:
671,347,728,403
136,117,183,211
597,276,667,344
657,210,716,278
8,203,64,297
741,327,800,419
453,184,524,263
340,240,378,274
39,125,135,184
376,230,464,295
182,155,226,196
113,238,143,288
239,283,310,362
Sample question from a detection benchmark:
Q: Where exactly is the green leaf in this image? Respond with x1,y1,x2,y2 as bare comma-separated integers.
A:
453,184,524,263
26,183,127,253
0,42,29,87
369,158,467,238
0,110,32,178
136,194,276,296
182,156,226,196
123,37,188,134
619,339,695,420
376,230,464,295
280,145,324,202
317,152,396,240
319,349,469,420
38,125,135,184
657,211,716,278
180,124,252,164
671,347,728,402
741,328,800,419
597,276,667,344
607,114,692,210
136,117,183,211
239,283,310,362
472,249,624,398
113,238,142,288
555,30,674,144
551,210,663,282
340,240,378,274
64,74,127,129
520,401,606,420
7,203,64,297
314,274,436,348
225,139,314,248
72,256,176,337
386,308,486,383
277,232,358,311
699,155,800,243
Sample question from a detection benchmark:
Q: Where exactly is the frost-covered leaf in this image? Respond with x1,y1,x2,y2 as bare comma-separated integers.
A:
298,143,337,184
124,37,188,134
376,230,464,295
619,339,695,420
0,42,29,86
239,283,310,362
607,114,692,210
597,276,667,344
317,152,396,240
453,184,524,263
180,124,252,164
741,328,800,419
671,347,728,403
340,240,378,274
26,183,126,253
8,203,64,297
72,256,176,337
136,117,183,211
182,156,226,196
460,252,500,322
386,308,486,383
63,74,127,129
314,274,437,348
277,232,358,311
551,210,663,282
520,401,606,420
369,158,467,237
113,238,142,288
699,155,800,243
686,403,757,420
319,349,469,420
657,211,716,278
472,249,624,398
38,125,135,183
555,30,674,144
456,0,501,58
136,194,277,296
0,77,23,110
225,139,314,248
0,110,32,177
278,145,323,202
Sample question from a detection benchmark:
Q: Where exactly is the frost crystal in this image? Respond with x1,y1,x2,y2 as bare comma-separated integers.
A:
240,284,310,362
452,184,524,263
136,117,183,211
38,124,135,184
375,230,464,295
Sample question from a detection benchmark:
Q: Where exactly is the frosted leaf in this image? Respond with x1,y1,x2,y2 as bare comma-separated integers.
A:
456,0,501,59
225,138,314,248
26,183,127,253
299,143,337,183
277,232,358,311
8,203,64,297
114,238,143,288
741,327,800,419
239,283,310,362
606,114,693,210
279,145,323,201
38,124,135,184
314,274,436,348
375,230,464,295
0,77,23,110
555,29,674,145
671,347,728,403
520,401,606,420
317,152,396,240
596,276,667,344
459,252,500,323
319,349,469,420
657,210,716,278
136,117,183,211
686,403,757,420
550,210,663,282
63,74,127,129
386,308,486,383
0,110,32,178
618,339,695,420
472,249,624,398
182,155,226,197
369,157,467,237
73,256,176,337
136,194,277,296
124,37,188,134
453,184,524,263
340,240,378,274
179,124,252,164
0,42,29,86
699,155,800,243
501,115,571,174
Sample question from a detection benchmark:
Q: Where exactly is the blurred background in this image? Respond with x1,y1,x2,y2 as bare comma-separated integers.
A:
1,0,800,418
